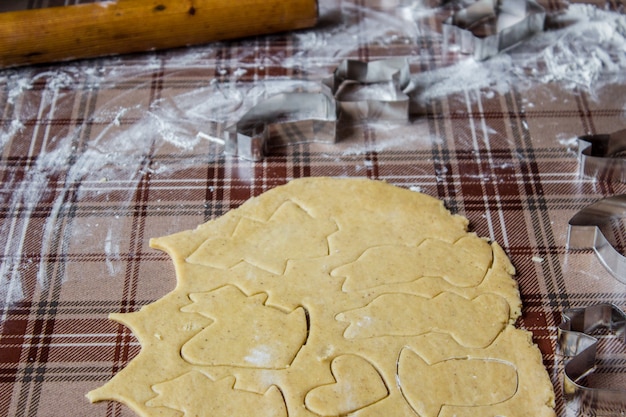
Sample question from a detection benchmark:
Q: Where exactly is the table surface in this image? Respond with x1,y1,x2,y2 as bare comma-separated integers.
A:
2,0,626,416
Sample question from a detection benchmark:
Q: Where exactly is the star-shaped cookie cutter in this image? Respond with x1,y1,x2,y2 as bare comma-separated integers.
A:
557,304,626,413
567,194,626,283
577,128,626,183
217,58,410,161
442,0,546,60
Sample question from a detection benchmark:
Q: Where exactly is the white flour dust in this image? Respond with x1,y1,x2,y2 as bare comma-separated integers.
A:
288,0,419,72
527,5,626,90
2,1,626,306
0,58,330,305
415,4,626,103
0,67,234,306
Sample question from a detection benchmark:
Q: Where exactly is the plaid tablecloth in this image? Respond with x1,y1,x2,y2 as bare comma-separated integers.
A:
2,0,626,416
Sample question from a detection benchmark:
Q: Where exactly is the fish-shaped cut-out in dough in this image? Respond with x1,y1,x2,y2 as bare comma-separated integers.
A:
336,292,509,348
397,348,518,417
333,235,493,292
305,354,388,416
148,371,287,417
186,200,338,274
180,285,307,368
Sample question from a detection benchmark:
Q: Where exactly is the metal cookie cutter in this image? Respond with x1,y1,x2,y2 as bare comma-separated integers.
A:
567,194,626,283
442,0,546,60
323,57,411,121
557,304,626,413
219,58,411,161
578,128,626,183
223,89,337,161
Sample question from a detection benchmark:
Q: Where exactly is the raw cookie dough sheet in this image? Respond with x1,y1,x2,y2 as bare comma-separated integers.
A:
1,0,626,416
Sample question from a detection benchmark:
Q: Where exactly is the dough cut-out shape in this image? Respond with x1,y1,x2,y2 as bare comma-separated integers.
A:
180,285,308,368
397,348,518,417
336,292,509,348
304,354,388,416
87,177,555,417
148,371,288,417
334,235,493,291
186,200,338,275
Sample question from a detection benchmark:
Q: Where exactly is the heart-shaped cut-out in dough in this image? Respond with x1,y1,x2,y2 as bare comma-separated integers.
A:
305,354,388,416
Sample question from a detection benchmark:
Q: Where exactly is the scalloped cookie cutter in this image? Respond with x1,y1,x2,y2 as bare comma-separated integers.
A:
578,128,626,183
567,194,626,283
206,58,411,161
557,304,626,413
442,0,546,60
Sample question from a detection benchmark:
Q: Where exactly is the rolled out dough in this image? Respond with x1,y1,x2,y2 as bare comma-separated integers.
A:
87,177,555,417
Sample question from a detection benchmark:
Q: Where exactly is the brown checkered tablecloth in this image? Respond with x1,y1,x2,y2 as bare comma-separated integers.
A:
2,0,626,416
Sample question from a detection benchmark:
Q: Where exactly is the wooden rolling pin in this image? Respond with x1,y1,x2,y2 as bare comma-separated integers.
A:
0,0,318,68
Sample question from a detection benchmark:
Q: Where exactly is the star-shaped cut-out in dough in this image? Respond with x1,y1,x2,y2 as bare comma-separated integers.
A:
186,200,338,275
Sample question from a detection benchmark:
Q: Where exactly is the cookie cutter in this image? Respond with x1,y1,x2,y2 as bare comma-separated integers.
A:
223,89,337,161
567,194,626,283
578,128,626,183
322,57,411,121
557,304,626,413
442,0,546,60
212,58,410,161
